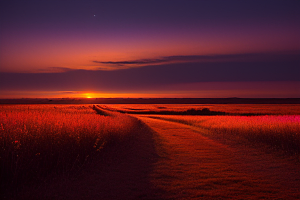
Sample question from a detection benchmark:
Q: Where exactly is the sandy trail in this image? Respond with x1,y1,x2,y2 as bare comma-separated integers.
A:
137,116,300,199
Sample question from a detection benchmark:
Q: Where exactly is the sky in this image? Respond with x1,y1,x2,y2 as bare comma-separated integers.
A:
0,0,299,98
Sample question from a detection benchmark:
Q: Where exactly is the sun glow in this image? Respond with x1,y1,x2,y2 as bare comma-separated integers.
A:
83,93,95,98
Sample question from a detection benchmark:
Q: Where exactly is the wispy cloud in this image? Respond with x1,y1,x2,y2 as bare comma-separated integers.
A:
58,91,82,94
34,67,75,73
93,55,213,68
93,51,300,70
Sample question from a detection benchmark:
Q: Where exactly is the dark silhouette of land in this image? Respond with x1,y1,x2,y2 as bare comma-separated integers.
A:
0,98,300,104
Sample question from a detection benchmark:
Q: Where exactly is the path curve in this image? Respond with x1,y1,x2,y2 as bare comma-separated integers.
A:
137,116,300,199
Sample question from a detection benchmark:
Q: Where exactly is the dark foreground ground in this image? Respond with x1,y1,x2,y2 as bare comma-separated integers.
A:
11,114,300,200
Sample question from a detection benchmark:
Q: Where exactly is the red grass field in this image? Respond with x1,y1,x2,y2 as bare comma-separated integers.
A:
106,104,300,115
0,105,140,198
1,104,300,199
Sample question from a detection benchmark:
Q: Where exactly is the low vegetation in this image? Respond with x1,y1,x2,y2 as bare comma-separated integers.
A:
0,105,139,197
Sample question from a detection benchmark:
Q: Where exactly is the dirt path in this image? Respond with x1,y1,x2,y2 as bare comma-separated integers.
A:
137,116,300,199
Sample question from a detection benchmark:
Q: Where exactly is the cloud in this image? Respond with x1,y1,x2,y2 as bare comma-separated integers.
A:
33,67,75,73
1,56,299,93
92,51,300,70
94,58,168,66
59,91,82,94
92,55,220,68
0,50,299,96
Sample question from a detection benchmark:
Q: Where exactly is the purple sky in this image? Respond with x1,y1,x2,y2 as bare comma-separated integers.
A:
0,0,299,98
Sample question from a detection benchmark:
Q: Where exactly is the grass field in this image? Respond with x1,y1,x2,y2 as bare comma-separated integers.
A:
0,105,140,197
1,103,300,199
107,104,300,115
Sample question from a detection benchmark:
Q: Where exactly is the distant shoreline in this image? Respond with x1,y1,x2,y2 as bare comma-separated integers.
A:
1,98,300,104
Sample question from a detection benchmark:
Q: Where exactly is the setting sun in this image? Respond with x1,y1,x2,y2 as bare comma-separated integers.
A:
83,93,94,98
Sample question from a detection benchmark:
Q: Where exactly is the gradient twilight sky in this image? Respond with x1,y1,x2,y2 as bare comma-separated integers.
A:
0,0,299,98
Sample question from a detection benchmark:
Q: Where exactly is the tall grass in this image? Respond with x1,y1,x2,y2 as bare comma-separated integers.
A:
147,115,300,155
0,105,138,196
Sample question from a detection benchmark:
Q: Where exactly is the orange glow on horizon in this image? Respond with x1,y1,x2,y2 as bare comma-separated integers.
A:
84,93,93,98
0,81,299,99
